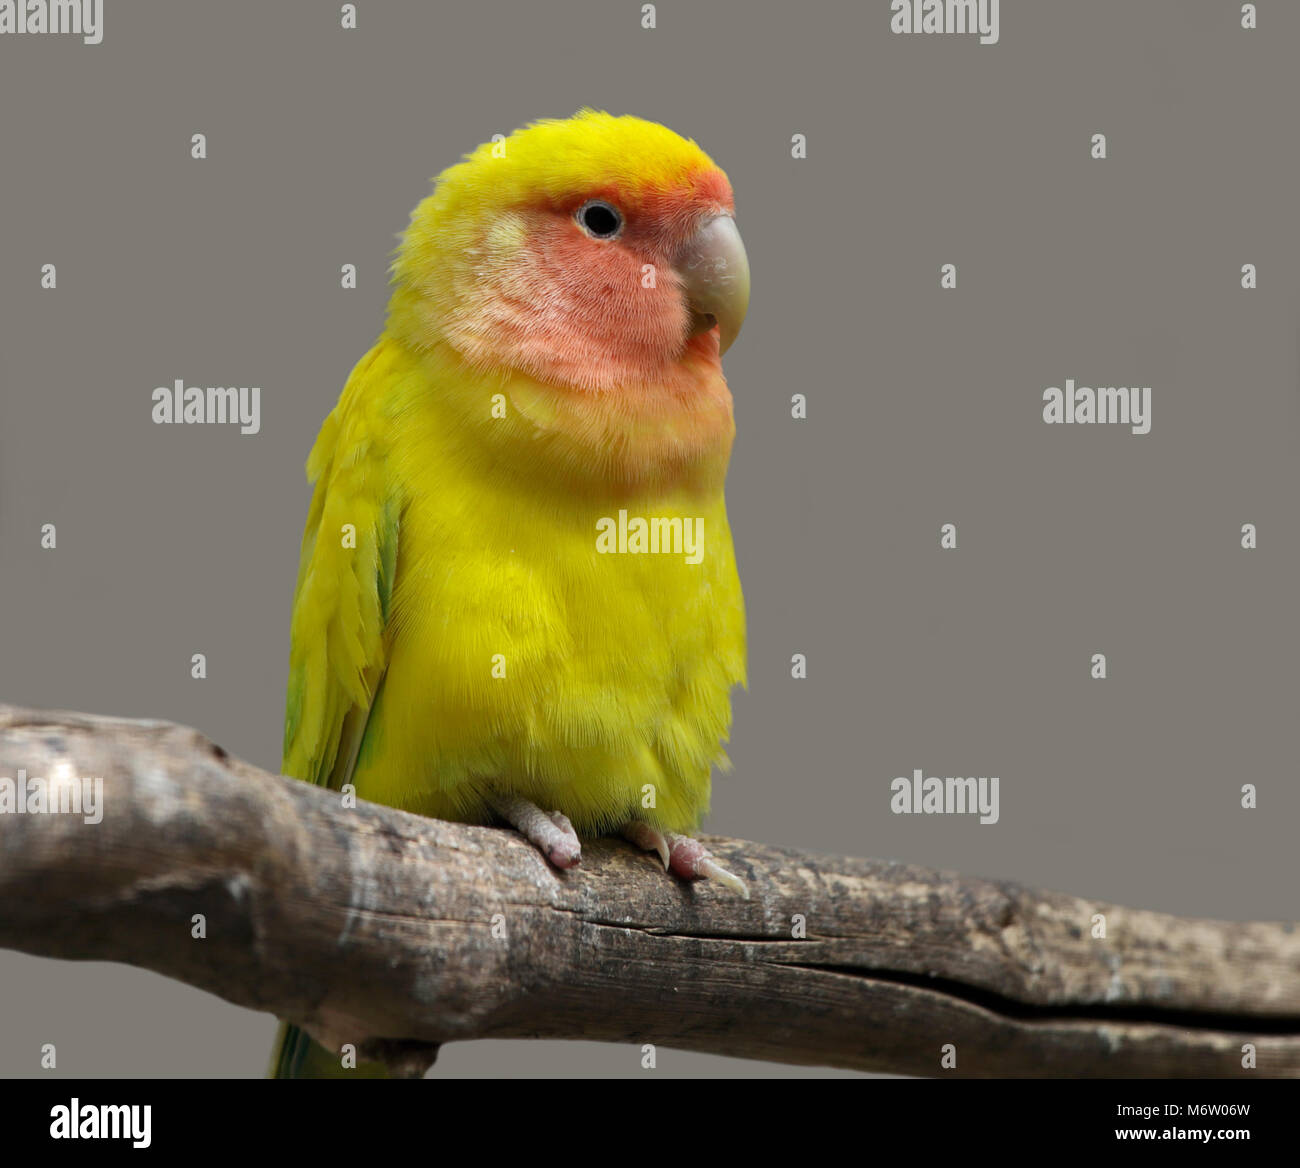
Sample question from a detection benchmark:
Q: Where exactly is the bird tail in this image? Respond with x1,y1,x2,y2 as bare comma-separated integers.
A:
268,1021,392,1079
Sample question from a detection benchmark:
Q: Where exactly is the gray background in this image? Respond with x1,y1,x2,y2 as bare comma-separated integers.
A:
1,0,1296,1078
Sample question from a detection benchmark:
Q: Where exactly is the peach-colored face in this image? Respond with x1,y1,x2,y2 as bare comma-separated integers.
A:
445,167,737,393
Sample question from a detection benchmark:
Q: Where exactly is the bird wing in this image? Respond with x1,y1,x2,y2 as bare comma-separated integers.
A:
281,343,400,793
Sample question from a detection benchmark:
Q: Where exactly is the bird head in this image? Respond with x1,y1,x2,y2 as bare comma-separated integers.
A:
388,112,749,490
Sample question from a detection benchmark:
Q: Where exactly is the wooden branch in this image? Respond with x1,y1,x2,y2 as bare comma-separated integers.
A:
0,705,1296,1078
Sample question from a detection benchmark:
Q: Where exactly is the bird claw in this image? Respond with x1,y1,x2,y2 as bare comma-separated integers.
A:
623,823,749,899
490,798,747,895
489,794,582,869
694,855,750,899
622,821,670,869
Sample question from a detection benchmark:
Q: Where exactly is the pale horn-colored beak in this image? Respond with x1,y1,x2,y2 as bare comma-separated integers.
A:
678,214,750,356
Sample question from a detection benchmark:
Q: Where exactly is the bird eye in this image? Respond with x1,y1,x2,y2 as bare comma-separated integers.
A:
577,200,623,239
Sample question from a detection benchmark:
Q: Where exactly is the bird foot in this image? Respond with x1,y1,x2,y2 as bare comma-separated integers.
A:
622,822,749,899
489,793,581,869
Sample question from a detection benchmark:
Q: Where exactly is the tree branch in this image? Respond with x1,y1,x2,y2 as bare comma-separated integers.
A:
0,704,1295,1077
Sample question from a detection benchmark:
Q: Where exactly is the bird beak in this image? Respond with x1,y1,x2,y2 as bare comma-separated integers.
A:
678,214,750,356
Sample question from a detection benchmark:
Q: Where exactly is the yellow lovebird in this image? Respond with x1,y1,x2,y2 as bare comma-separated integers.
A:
270,111,749,1078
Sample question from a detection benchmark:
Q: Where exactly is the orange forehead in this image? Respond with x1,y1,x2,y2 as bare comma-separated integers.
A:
557,166,734,220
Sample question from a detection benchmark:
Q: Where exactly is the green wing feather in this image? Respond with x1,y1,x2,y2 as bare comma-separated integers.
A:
271,348,402,1078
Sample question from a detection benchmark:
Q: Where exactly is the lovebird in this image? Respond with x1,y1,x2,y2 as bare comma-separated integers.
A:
270,111,749,1078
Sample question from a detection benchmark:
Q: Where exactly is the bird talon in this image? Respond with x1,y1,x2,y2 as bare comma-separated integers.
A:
623,823,748,897
489,793,582,870
622,821,671,870
697,856,749,899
